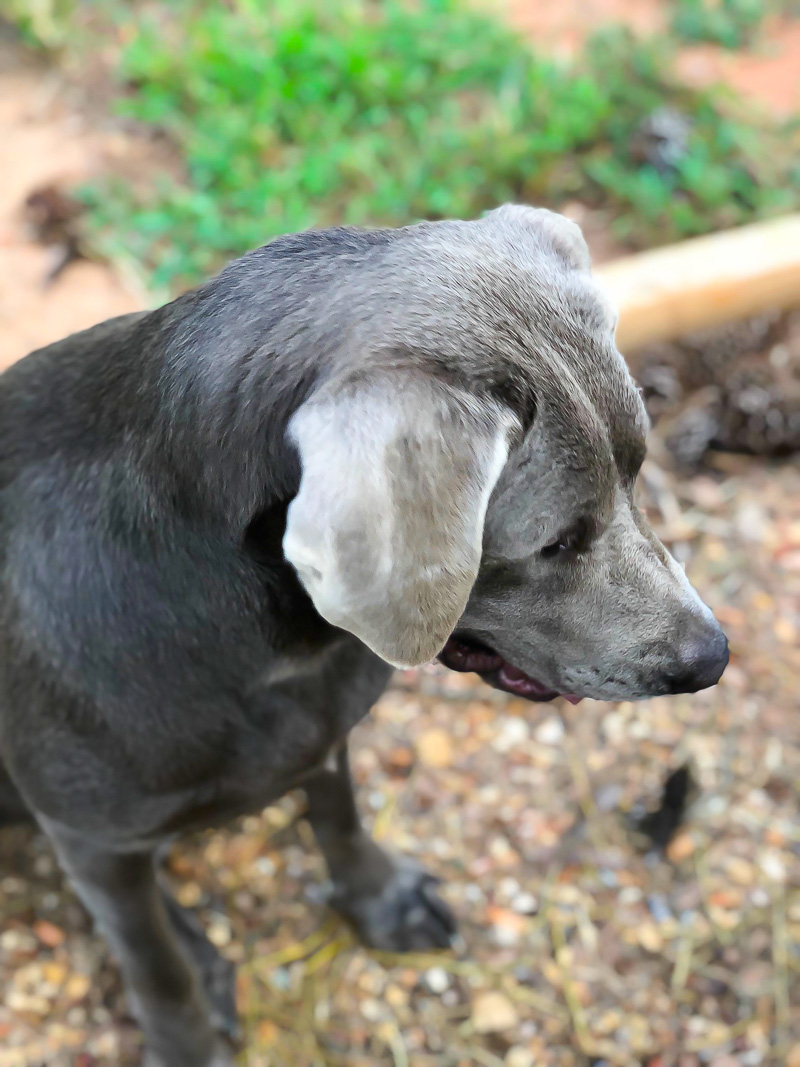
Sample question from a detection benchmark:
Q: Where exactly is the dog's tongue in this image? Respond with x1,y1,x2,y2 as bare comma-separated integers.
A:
497,662,581,703
438,638,582,705
558,692,582,705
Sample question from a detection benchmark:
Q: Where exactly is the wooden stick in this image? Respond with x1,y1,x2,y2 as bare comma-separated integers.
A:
595,214,800,351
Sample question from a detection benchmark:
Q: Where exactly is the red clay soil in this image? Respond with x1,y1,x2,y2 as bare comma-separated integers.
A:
506,1,800,119
0,39,141,374
504,0,666,58
676,16,800,120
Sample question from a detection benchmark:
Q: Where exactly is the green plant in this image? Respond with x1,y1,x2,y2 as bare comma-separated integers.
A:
670,0,780,48
8,0,800,291
82,0,610,288
3,0,79,49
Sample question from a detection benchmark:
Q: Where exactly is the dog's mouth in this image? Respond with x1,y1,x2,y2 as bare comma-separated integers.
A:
438,636,582,705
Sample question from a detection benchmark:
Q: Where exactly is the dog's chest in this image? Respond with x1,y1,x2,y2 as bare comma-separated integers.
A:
149,641,393,837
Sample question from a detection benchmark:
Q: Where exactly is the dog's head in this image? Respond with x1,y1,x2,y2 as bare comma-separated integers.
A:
282,205,728,701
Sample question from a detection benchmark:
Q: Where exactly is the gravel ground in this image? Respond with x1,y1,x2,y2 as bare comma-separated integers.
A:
1,444,799,1067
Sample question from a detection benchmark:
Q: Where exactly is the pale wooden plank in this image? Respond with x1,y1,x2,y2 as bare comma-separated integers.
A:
595,214,800,351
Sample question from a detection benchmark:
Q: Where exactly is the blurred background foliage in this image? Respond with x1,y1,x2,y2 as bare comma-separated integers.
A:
5,0,800,292
670,0,799,48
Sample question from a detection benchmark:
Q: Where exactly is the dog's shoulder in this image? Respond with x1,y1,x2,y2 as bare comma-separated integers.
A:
0,311,152,474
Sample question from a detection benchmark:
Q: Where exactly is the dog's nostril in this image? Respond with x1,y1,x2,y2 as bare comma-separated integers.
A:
668,626,729,694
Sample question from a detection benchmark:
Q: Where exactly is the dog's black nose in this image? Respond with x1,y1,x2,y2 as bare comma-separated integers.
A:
667,625,729,694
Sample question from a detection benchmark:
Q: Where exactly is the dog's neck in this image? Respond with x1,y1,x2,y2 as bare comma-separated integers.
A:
133,291,321,531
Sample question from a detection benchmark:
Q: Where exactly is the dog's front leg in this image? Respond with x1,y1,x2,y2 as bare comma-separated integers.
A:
304,744,456,951
39,817,235,1067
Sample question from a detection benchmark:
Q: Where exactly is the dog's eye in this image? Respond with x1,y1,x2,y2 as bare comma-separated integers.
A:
540,518,593,560
540,538,571,559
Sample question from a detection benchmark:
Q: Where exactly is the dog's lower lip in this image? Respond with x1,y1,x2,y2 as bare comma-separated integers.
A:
438,637,582,705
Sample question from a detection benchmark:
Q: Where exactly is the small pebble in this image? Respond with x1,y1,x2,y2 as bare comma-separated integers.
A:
492,921,521,948
759,850,786,883
471,990,519,1034
637,921,663,953
268,967,291,992
65,973,91,1002
498,876,520,899
360,997,384,1022
534,715,565,745
255,856,276,878
33,855,55,877
647,893,673,924
88,1030,119,1058
750,887,770,908
595,783,623,811
8,990,50,1015
666,830,696,863
619,886,643,904
1,929,36,953
510,891,538,915
416,728,454,768
738,962,771,997
462,883,485,904
595,1009,623,1034
385,983,407,1009
423,967,450,995
506,1048,535,1067
494,716,529,752
726,856,755,886
207,920,231,947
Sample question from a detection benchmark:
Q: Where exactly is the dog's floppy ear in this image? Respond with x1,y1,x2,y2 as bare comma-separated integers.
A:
283,374,515,668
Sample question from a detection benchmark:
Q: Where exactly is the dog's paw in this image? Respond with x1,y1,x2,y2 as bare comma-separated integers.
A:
330,858,457,952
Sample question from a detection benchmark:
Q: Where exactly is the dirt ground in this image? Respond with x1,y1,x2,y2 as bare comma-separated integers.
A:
0,11,799,1067
0,32,142,373
506,1,800,118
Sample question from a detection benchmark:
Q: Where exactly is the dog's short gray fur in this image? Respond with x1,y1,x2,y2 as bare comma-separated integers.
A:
0,206,727,1065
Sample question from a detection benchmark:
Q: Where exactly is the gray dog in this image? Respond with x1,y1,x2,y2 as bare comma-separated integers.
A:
0,206,727,1065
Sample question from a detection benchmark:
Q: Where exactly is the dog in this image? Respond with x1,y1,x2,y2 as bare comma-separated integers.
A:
0,205,728,1066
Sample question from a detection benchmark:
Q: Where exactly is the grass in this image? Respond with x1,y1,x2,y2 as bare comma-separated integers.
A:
8,0,800,292
670,0,799,49
671,0,772,48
